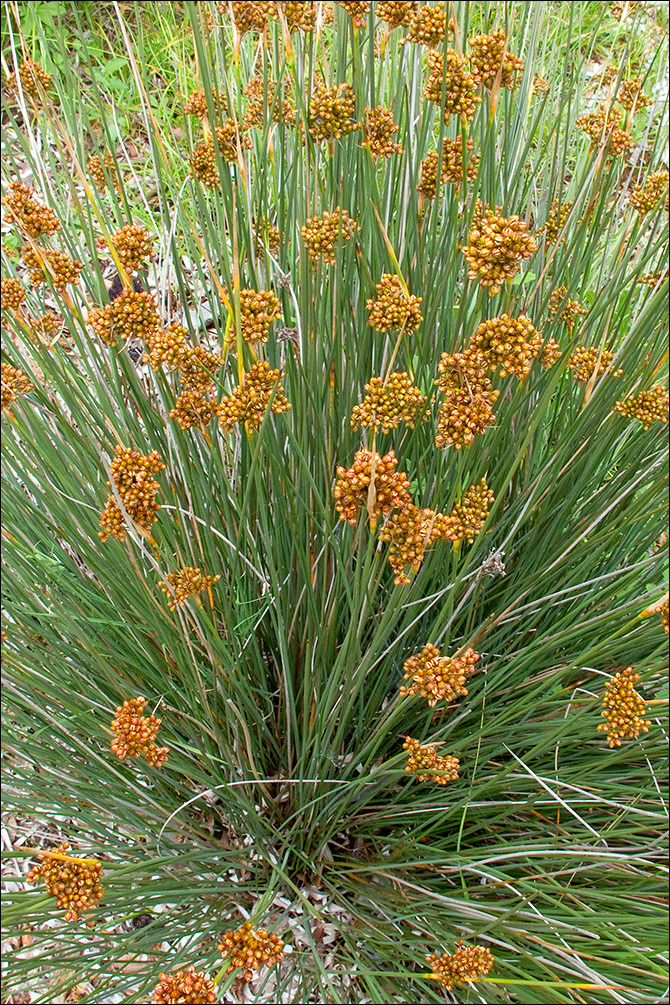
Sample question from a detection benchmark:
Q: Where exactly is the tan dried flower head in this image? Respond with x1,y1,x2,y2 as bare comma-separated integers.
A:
160,567,220,610
98,446,165,542
469,29,524,90
190,139,220,188
224,0,273,34
661,600,669,634
399,644,479,706
541,199,573,244
379,504,454,583
351,372,427,432
218,361,291,432
548,287,588,335
637,268,669,287
254,220,281,260
178,345,224,392
236,289,282,345
1,361,35,413
27,311,64,348
377,1,418,29
334,448,412,525
435,389,498,449
462,202,537,294
367,273,423,332
21,246,82,292
436,346,496,399
405,3,447,47
424,50,480,124
598,667,650,747
144,323,189,370
152,967,217,1004
243,76,295,128
362,105,403,157
309,82,358,141
5,58,53,99
301,208,357,263
576,108,633,156
532,74,550,94
169,388,220,430
89,290,161,347
218,922,285,982
471,314,542,378
418,138,479,198
616,76,651,112
273,1,318,32
403,737,459,783
87,153,119,192
1,277,26,311
26,844,104,921
445,478,495,543
539,337,562,369
427,942,494,989
110,696,169,766
614,384,669,429
3,181,60,238
184,86,227,118
567,346,622,383
335,1,370,26
629,170,669,215
108,224,154,274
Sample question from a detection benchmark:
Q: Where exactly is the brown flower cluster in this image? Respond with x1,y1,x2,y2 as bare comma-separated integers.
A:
405,3,447,47
335,1,370,26
22,246,82,292
334,449,411,525
152,967,216,1004
218,361,291,432
366,274,423,332
89,290,161,346
548,287,588,335
1,277,26,311
5,58,53,99
403,737,459,783
539,338,562,369
471,314,542,379
418,139,479,198
191,122,251,187
661,600,669,634
184,86,227,118
177,345,224,391
350,372,427,432
576,108,633,157
629,170,669,215
541,199,573,244
424,50,480,124
243,76,295,128
399,644,479,706
159,567,220,610
309,82,358,141
637,268,669,287
98,446,165,542
87,153,119,192
169,387,220,430
379,505,453,583
427,943,494,990
218,922,285,982
532,74,550,95
26,844,104,922
616,76,651,112
445,478,495,543
362,105,402,157
1,361,35,413
567,346,622,383
301,208,357,263
614,384,669,428
3,181,60,238
377,1,417,29
26,311,64,348
225,0,273,35
107,224,154,274
597,667,650,747
144,322,189,370
462,202,537,295
434,348,499,449
274,1,318,32
469,29,524,90
110,696,169,767
254,220,281,260
236,289,282,345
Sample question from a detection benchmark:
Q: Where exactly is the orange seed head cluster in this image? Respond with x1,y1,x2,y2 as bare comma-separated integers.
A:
89,290,161,347
1,277,27,311
160,567,220,610
377,1,417,29
468,29,524,90
427,942,494,989
597,667,650,747
301,208,357,264
403,737,459,783
152,967,217,1004
362,105,403,158
471,314,542,378
309,82,358,141
366,273,423,332
548,287,588,334
5,58,53,100
218,361,291,432
614,384,669,428
350,372,427,432
26,844,104,921
335,1,370,27
218,922,284,982
3,181,60,238
334,449,411,525
399,644,479,706
237,289,282,345
110,697,169,767
567,346,622,383
629,170,669,215
379,505,453,584
462,202,537,294
424,50,480,124
406,3,447,47
22,246,82,292
1,361,35,413
98,446,165,542
108,225,154,274
541,199,573,244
